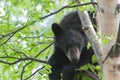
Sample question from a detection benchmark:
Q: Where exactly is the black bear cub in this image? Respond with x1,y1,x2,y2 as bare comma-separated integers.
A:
48,11,95,80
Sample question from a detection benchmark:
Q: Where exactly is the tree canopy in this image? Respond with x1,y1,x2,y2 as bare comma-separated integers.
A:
0,0,106,80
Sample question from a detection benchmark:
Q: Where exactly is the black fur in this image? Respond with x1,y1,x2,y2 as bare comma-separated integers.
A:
48,11,95,80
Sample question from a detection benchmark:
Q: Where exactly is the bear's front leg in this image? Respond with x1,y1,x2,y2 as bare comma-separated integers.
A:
48,53,64,80
62,63,75,80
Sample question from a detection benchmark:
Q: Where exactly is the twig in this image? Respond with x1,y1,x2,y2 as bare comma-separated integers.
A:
12,48,28,57
21,43,53,80
75,69,100,80
24,66,45,80
0,57,47,65
24,36,53,39
0,43,53,65
0,34,14,46
0,2,97,45
0,56,18,59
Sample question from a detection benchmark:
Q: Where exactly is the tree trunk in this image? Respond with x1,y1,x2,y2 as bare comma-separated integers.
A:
98,0,120,80
98,0,120,58
77,0,120,79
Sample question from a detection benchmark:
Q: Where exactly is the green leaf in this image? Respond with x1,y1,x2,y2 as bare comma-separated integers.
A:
102,38,109,45
87,42,91,49
96,65,101,70
92,54,98,64
80,63,94,72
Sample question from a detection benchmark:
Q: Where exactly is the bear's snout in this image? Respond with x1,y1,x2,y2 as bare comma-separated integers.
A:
66,47,81,63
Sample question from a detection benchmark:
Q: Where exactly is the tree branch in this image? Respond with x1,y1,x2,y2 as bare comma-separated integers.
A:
78,11,103,67
75,69,100,80
0,2,97,46
0,34,14,46
24,66,45,80
0,57,48,65
20,42,53,80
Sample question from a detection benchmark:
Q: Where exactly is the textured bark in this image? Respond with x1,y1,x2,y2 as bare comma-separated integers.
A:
98,0,120,80
76,0,120,80
78,11,103,67
98,0,120,58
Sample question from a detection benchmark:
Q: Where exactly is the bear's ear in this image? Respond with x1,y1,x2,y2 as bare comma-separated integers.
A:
52,23,64,37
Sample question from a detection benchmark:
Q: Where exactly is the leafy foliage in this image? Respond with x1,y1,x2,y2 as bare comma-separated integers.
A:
0,0,101,80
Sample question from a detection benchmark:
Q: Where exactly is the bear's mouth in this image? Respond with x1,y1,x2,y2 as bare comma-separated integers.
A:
66,47,81,63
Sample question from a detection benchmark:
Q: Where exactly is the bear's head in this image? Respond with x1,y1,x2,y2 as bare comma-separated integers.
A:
52,23,87,63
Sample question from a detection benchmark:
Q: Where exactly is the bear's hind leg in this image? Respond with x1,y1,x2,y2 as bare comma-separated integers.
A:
49,67,61,80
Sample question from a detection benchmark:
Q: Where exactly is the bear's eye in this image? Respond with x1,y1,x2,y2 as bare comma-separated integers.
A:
65,44,72,50
77,43,81,48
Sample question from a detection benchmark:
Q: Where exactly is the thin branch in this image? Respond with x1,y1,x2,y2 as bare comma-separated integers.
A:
116,43,120,46
0,34,14,46
0,57,47,65
0,56,18,59
21,64,26,80
0,43,53,65
0,42,53,80
24,36,53,39
75,69,100,80
34,42,53,58
12,48,28,57
24,66,45,80
2,45,8,56
21,42,53,80
0,59,20,65
37,2,97,20
24,57,48,64
0,2,97,43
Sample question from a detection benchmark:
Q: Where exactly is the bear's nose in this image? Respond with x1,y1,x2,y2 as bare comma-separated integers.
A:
72,58,79,63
